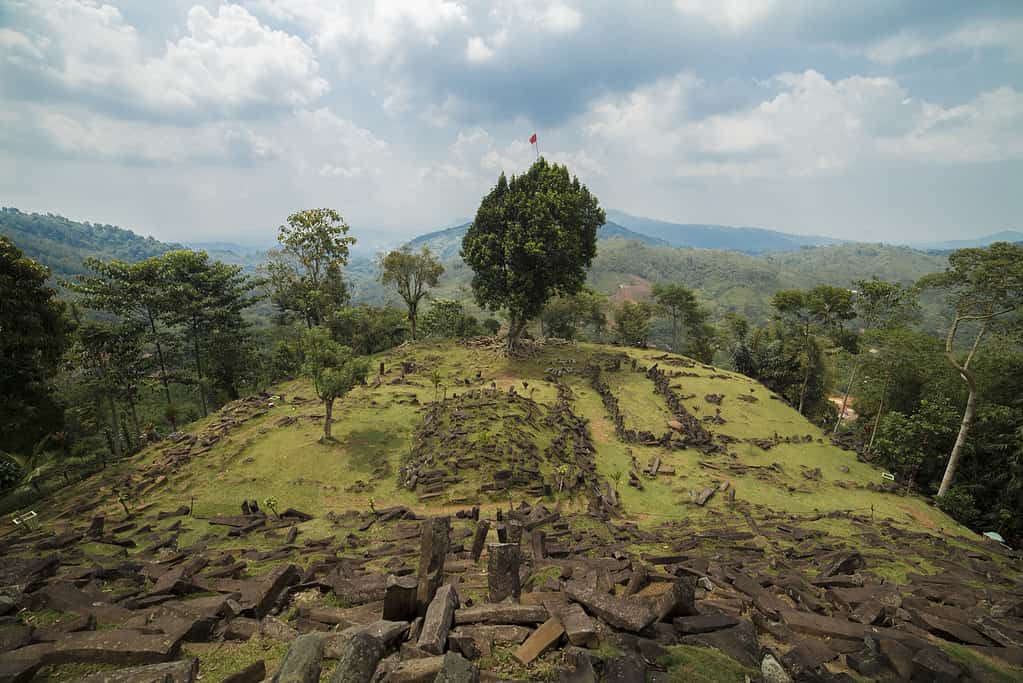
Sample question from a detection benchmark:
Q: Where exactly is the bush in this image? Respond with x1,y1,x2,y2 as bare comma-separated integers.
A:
936,486,978,526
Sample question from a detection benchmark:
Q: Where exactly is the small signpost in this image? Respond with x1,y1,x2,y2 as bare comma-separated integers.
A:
881,472,896,482
12,510,39,531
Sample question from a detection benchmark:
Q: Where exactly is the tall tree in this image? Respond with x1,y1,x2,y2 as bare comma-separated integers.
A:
302,327,369,441
833,279,920,432
67,257,179,426
0,237,70,455
266,209,355,328
772,286,855,414
540,287,607,340
161,251,258,417
379,247,444,340
462,158,605,351
921,242,1023,497
651,284,698,352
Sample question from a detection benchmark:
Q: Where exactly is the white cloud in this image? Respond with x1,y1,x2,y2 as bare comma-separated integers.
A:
583,69,1023,179
465,36,495,63
673,0,776,31
249,0,467,62
34,108,277,163
862,20,1023,64
6,1,327,119
542,3,582,34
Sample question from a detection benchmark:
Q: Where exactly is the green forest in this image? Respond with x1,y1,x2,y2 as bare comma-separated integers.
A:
3,189,1022,549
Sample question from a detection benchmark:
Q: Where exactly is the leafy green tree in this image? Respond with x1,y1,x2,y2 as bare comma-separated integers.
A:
651,284,698,351
874,399,959,491
0,237,70,455
772,286,855,414
161,251,259,417
379,247,444,340
540,287,607,340
615,301,653,347
71,320,147,457
67,257,179,424
921,242,1023,497
833,279,920,433
302,327,369,441
462,158,605,351
420,299,482,339
266,209,355,328
328,305,408,355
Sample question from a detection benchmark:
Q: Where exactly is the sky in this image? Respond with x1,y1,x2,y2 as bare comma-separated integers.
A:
1,0,1021,249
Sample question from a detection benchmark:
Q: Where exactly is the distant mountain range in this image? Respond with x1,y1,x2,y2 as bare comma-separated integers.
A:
606,210,846,254
405,220,667,260
909,231,1023,252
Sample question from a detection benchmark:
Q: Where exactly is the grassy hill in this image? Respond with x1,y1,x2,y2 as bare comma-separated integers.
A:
3,339,1019,682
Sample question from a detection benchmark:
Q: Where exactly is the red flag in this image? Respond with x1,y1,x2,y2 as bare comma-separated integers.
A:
529,133,537,144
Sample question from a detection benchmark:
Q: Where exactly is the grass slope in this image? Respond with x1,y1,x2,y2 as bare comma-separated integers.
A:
13,340,977,569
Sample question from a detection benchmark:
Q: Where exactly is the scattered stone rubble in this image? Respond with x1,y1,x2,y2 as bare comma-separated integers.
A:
1,493,1021,683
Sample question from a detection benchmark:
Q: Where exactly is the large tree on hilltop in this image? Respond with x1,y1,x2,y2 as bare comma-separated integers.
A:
920,242,1023,498
0,237,70,455
461,158,605,351
266,208,355,328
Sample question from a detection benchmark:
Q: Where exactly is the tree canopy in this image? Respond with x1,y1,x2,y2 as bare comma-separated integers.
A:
379,246,444,340
266,208,355,328
461,158,605,350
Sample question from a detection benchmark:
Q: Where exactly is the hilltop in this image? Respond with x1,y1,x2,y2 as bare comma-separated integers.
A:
2,340,1020,682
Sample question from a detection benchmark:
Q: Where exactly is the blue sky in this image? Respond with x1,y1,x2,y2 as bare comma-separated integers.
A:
1,0,1021,249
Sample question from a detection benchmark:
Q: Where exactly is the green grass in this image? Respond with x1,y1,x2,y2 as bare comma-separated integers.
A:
659,645,758,683
9,340,985,581
182,638,291,681
938,642,1023,683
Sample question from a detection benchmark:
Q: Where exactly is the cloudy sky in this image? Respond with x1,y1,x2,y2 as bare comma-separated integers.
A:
1,0,1021,248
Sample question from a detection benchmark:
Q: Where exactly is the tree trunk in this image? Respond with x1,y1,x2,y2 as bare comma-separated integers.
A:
867,365,891,453
939,380,976,497
107,393,122,459
833,356,860,433
191,318,208,417
797,324,811,415
324,398,334,440
148,311,174,416
507,318,528,353
409,303,418,341
128,398,141,443
936,315,988,498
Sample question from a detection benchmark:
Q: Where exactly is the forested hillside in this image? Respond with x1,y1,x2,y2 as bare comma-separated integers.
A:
0,207,180,280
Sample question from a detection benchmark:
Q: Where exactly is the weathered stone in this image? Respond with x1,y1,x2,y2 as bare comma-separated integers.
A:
434,651,479,683
760,653,792,683
513,617,564,665
487,544,521,603
879,638,915,680
553,603,598,648
75,658,199,683
911,646,962,682
418,584,458,655
417,517,451,615
385,655,445,683
221,660,266,683
651,575,697,621
469,521,489,563
673,614,739,635
681,618,759,668
328,629,384,683
910,609,992,646
780,638,838,676
604,655,646,683
260,616,299,642
851,600,883,625
0,626,32,655
819,551,864,578
846,652,884,677
271,633,323,683
564,581,656,633
384,575,419,622
49,629,185,666
453,604,548,625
